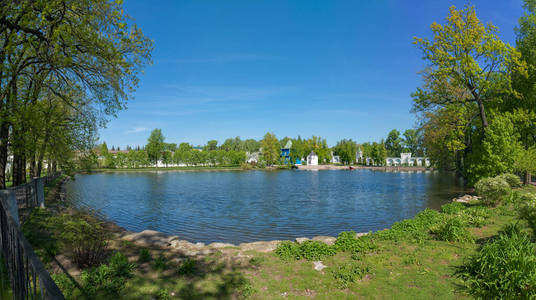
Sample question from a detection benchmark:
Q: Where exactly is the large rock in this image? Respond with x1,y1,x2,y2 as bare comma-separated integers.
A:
122,230,177,248
208,242,236,249
239,240,282,252
311,236,336,245
295,237,310,244
453,194,480,203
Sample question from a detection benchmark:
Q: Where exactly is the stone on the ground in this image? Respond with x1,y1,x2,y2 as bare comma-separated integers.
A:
313,261,327,271
208,242,235,248
295,237,310,244
239,240,282,252
122,230,176,248
311,236,336,245
356,232,368,238
452,194,480,203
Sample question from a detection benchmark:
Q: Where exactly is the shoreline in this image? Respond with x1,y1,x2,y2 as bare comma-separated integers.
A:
54,171,467,257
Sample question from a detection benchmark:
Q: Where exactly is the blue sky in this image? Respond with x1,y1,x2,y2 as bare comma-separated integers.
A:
99,0,524,148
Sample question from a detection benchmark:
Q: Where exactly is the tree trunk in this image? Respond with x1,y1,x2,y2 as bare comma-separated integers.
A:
525,171,532,185
476,99,488,129
0,123,8,189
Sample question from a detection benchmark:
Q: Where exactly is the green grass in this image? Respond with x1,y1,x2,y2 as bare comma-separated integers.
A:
22,178,536,299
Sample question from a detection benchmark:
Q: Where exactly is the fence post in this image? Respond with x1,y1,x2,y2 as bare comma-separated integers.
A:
34,177,45,208
0,189,19,225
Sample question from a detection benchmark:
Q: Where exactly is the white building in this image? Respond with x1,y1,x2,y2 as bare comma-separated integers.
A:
307,151,318,166
331,151,340,164
246,152,260,164
385,153,430,167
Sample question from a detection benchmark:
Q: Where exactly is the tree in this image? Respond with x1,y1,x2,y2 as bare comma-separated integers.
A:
333,139,358,165
465,116,522,185
514,146,536,183
205,140,218,151
384,129,403,157
413,5,526,130
402,129,423,156
261,132,279,166
146,129,165,166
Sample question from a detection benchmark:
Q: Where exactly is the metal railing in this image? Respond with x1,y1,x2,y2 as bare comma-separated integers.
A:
0,174,65,299
9,172,62,209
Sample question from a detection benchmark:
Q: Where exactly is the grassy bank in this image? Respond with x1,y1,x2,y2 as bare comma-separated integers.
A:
21,176,536,299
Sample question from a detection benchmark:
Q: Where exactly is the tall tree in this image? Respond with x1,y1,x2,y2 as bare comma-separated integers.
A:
333,139,358,165
146,129,165,166
261,132,279,166
384,129,403,157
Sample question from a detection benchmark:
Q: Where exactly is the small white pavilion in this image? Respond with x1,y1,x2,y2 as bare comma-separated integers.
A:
307,151,318,166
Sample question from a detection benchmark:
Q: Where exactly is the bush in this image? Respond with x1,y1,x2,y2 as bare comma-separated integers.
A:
298,241,336,261
49,212,110,268
498,173,521,188
474,177,510,206
520,197,536,235
440,202,466,215
461,206,492,227
331,262,369,289
455,223,536,299
138,248,151,263
374,209,445,242
431,217,473,242
51,273,77,299
275,241,301,261
108,252,136,278
177,258,196,275
157,289,171,300
334,231,377,254
152,255,168,271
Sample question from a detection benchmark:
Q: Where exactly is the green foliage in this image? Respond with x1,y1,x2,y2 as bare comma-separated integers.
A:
177,258,196,275
261,132,280,166
440,202,466,215
474,177,511,206
298,241,336,261
331,262,370,289
48,212,110,268
333,139,358,165
51,273,77,299
275,241,335,261
138,248,151,263
499,173,522,188
275,241,302,261
152,255,168,271
108,252,136,279
146,129,166,165
157,289,171,300
334,231,377,254
384,129,403,157
465,116,523,185
455,223,536,299
462,206,492,227
249,256,265,267
374,209,444,242
431,217,473,242
520,195,536,234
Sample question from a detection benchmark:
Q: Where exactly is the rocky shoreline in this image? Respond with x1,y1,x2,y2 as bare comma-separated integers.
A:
297,165,434,171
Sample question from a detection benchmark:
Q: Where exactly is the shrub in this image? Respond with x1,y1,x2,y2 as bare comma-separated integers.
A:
49,212,110,268
431,217,473,242
157,288,171,300
108,252,136,278
455,223,536,299
498,173,521,188
177,258,196,275
275,241,301,261
520,197,536,235
461,206,491,227
152,255,168,271
249,256,265,267
440,202,466,215
334,231,377,254
138,248,151,263
298,241,336,261
474,177,510,206
374,209,444,242
51,273,77,299
331,262,369,289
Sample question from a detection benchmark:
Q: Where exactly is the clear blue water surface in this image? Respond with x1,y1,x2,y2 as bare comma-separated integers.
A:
65,170,465,244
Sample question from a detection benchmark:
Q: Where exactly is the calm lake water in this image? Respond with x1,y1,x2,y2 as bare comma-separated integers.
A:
65,170,466,244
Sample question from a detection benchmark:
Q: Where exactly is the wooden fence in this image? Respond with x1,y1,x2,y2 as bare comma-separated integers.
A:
0,174,65,299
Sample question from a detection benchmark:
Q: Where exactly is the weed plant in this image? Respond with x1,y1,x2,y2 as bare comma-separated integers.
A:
138,248,151,263
331,262,370,289
177,258,196,275
455,223,536,299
